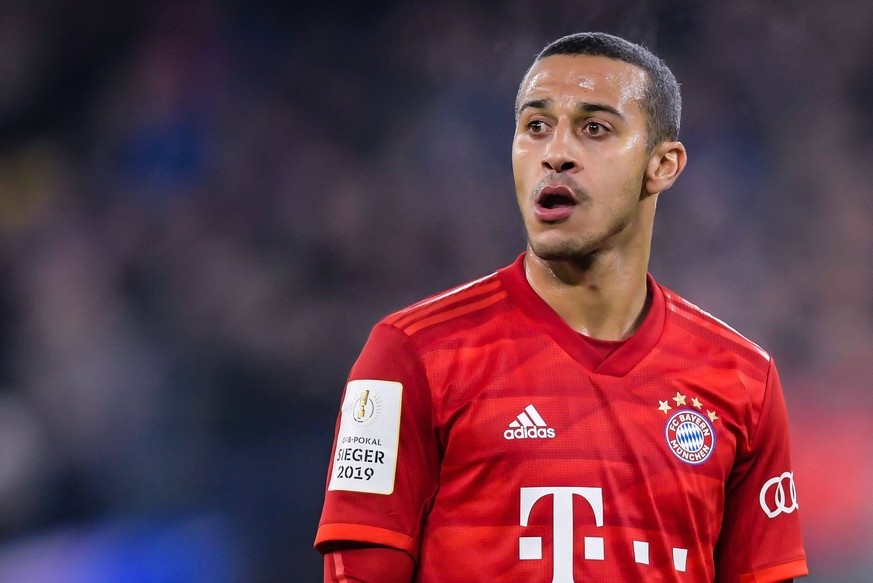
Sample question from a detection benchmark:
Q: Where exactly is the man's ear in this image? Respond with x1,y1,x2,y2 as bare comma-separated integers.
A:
645,141,687,195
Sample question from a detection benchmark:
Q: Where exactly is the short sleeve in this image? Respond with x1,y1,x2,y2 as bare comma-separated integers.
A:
714,360,808,582
314,322,439,558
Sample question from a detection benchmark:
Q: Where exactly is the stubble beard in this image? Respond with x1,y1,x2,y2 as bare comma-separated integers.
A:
528,234,599,265
526,205,637,269
522,175,645,267
525,176,602,264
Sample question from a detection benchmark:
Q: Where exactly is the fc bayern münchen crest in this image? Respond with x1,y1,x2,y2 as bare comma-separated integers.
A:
665,409,715,464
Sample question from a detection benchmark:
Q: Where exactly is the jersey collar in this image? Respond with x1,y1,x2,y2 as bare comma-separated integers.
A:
497,252,665,376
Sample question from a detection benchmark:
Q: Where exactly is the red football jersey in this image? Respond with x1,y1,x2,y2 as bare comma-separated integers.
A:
315,253,808,582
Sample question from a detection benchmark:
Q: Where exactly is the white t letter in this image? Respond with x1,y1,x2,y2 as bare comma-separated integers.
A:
520,487,604,583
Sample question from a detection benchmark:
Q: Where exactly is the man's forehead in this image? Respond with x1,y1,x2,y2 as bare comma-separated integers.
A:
519,54,647,106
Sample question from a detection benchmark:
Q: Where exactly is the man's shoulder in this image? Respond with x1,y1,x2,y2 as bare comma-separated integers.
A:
376,269,511,340
657,283,773,373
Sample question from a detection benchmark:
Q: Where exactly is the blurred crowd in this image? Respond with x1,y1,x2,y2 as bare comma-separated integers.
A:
0,1,870,581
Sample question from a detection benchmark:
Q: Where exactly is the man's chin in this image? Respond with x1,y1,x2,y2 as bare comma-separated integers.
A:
528,238,597,264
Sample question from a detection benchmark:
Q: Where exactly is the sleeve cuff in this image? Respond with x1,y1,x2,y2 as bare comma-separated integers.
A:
739,556,809,582
314,523,417,556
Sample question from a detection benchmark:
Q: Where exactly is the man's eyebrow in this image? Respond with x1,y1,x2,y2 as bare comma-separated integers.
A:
517,98,550,118
516,99,625,120
578,102,625,120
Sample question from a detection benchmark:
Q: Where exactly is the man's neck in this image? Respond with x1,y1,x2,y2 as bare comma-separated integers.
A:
523,248,651,341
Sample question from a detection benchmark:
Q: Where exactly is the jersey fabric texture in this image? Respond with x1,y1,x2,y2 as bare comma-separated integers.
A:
315,253,808,583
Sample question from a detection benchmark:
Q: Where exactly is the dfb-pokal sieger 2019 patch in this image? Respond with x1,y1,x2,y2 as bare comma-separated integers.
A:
329,380,402,494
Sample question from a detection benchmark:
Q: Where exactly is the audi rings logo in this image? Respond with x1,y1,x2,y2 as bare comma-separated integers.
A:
759,471,799,518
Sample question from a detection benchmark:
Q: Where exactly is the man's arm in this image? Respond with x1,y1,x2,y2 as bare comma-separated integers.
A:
315,323,438,579
714,360,807,581
324,545,415,583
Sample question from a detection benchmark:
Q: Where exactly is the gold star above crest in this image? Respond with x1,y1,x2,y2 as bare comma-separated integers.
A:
691,397,703,409
658,400,672,414
707,410,719,422
672,392,687,406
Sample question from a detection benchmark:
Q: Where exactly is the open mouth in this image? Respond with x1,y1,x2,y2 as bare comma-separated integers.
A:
534,185,578,222
536,185,577,207
539,193,576,209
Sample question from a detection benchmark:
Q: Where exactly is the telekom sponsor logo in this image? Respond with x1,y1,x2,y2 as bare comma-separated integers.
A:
759,471,799,518
518,487,689,582
519,487,604,582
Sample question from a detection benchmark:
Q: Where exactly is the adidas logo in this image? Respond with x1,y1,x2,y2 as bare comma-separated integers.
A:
503,404,556,440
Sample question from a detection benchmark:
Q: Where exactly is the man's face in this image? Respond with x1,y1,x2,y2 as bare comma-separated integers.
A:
512,54,654,262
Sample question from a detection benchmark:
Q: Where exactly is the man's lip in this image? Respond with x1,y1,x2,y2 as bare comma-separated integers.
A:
535,184,578,205
534,204,576,222
534,184,578,222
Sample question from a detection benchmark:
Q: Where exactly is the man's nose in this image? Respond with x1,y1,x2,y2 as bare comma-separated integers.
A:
542,127,580,173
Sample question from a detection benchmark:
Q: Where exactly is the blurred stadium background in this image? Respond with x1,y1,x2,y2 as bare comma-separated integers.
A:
0,0,870,581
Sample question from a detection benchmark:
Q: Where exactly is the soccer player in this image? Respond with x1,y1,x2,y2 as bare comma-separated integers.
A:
314,32,808,582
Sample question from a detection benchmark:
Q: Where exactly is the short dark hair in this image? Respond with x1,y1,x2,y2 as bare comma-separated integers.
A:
520,32,681,151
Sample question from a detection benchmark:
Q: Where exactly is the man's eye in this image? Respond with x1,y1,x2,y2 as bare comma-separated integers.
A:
527,120,548,134
584,122,607,136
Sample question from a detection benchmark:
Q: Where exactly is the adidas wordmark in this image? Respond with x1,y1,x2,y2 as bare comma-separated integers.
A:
504,404,556,440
